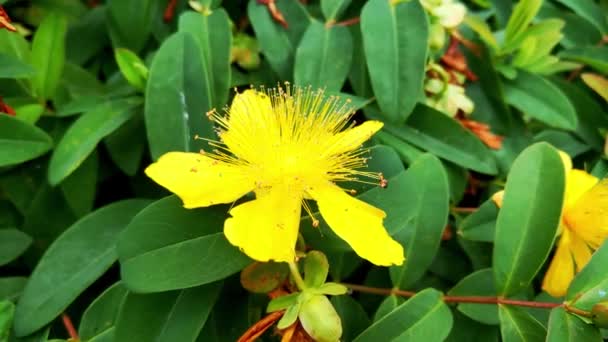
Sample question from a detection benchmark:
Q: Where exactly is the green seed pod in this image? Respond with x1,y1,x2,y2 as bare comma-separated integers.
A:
299,294,342,342
591,302,608,328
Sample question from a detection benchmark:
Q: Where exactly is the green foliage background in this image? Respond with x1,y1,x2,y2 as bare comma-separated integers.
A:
0,0,607,341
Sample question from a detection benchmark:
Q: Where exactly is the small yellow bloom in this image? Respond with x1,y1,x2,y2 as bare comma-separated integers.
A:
493,152,608,297
145,86,405,266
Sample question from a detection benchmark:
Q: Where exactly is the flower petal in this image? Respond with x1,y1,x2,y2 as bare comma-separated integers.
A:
569,233,592,272
308,183,404,266
224,185,302,263
542,230,575,297
323,121,383,156
564,178,608,249
221,89,277,161
145,152,253,209
564,169,598,210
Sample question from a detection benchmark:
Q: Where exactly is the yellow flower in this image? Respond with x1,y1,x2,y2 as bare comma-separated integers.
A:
493,152,608,297
145,86,405,266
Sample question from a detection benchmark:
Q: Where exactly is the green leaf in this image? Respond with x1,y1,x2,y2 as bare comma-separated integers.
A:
118,196,250,292
361,0,428,123
48,97,140,185
178,9,231,109
114,48,148,91
331,295,370,341
458,199,498,242
498,305,546,342
267,293,299,312
0,114,53,167
114,282,221,342
294,20,353,92
567,241,608,311
546,307,602,341
373,295,402,322
301,251,328,289
0,54,35,78
390,154,449,289
104,114,145,176
503,0,542,50
553,0,608,34
448,269,499,325
78,282,128,341
321,0,351,21
348,24,373,98
493,143,565,297
381,104,498,174
559,47,608,75
503,70,577,130
30,12,67,101
0,229,32,266
144,32,215,160
0,301,14,342
0,277,27,302
12,199,150,336
60,151,98,217
106,0,160,53
247,0,310,79
354,289,452,341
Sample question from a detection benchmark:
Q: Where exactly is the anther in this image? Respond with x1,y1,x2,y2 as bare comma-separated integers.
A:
379,173,388,188
349,189,357,195
194,134,200,140
312,219,320,228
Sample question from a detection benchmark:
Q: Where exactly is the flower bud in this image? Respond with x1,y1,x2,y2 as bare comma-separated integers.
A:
299,295,342,342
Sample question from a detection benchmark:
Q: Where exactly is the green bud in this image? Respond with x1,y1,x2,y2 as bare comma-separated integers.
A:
304,250,329,288
299,295,342,342
591,302,608,328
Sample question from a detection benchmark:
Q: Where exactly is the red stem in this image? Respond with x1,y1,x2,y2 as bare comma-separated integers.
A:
61,313,79,340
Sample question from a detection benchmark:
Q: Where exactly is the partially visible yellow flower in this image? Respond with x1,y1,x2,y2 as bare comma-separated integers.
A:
493,152,608,297
145,86,405,266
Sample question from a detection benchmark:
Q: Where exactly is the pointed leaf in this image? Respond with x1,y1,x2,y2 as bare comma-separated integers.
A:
79,282,128,341
106,0,160,52
389,154,449,289
498,305,546,342
0,229,32,266
0,113,53,167
13,200,151,336
31,13,67,101
294,20,353,92
567,241,608,310
361,0,428,122
145,32,216,160
546,307,602,341
354,289,452,341
118,196,250,292
114,282,221,342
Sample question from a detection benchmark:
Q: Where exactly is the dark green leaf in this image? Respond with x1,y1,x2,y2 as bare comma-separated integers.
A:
48,98,140,185
0,229,32,266
118,196,250,292
390,154,449,289
294,20,353,92
145,32,215,160
354,289,452,341
114,282,221,342
247,0,310,79
0,115,53,167
0,54,35,79
0,301,14,342
13,199,150,336
381,104,498,174
103,114,145,176
331,295,370,341
60,151,97,217
553,0,608,34
106,0,160,52
458,199,498,242
503,70,577,130
178,9,231,109
0,277,27,302
373,295,403,322
567,241,608,310
361,0,428,123
321,0,351,20
559,46,608,75
79,282,128,341
546,306,602,341
498,305,546,342
30,13,67,101
493,143,564,297
448,269,499,325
